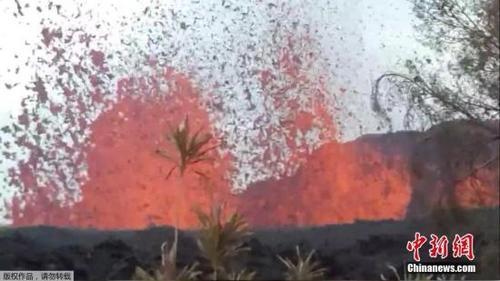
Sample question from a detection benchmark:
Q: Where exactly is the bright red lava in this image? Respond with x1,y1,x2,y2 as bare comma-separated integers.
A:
9,70,498,229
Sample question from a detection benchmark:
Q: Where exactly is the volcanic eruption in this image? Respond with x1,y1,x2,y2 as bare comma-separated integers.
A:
1,0,498,230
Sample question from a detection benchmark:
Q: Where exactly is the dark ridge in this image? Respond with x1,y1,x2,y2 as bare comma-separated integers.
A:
0,207,498,280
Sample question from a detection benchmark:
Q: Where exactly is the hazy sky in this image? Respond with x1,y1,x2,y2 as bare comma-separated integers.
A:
0,0,432,224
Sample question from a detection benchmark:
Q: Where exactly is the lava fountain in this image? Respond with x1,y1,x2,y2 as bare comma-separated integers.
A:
2,1,498,230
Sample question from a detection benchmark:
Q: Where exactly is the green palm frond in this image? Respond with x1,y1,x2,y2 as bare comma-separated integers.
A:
176,262,203,281
133,236,201,281
160,240,177,280
277,246,327,281
225,269,257,280
157,116,217,178
132,240,178,281
132,241,179,281
195,204,252,277
132,266,158,281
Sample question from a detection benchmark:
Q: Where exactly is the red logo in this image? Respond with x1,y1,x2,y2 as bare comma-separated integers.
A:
429,234,449,259
406,232,427,261
406,233,474,261
452,233,475,261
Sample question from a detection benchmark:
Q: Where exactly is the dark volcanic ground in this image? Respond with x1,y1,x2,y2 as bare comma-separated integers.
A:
0,207,498,280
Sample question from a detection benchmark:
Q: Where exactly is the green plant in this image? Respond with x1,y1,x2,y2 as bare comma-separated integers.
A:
133,264,201,281
160,239,178,280
133,204,255,281
157,116,216,179
277,246,327,281
195,204,252,280
225,269,257,281
133,266,164,281
133,241,202,281
176,263,203,281
150,116,217,280
151,116,328,280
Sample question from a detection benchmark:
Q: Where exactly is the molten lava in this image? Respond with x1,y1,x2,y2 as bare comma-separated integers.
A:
237,138,413,227
7,31,498,229
4,1,498,232
10,68,500,229
10,65,499,230
69,70,237,229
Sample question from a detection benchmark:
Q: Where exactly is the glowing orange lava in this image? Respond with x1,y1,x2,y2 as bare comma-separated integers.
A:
237,139,412,227
10,67,498,229
69,70,236,229
8,46,498,230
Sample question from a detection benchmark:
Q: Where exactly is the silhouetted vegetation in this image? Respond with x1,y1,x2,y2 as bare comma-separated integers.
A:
277,246,327,281
373,0,499,132
133,118,327,280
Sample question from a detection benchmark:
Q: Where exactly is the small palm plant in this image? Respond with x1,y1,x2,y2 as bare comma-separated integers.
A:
277,246,327,281
195,204,254,280
133,241,202,281
136,116,218,281
156,116,217,179
133,204,255,281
